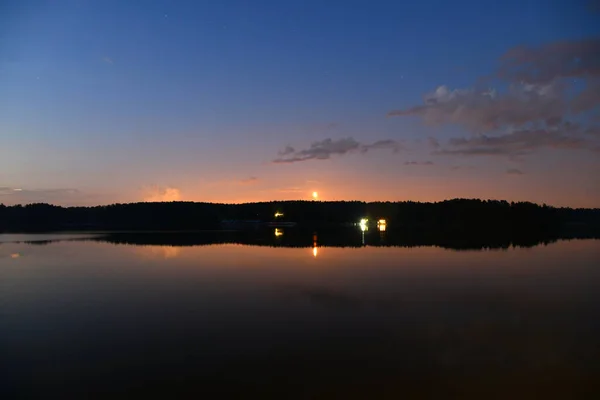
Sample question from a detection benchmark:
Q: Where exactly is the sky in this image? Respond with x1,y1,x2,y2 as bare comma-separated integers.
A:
1,0,600,207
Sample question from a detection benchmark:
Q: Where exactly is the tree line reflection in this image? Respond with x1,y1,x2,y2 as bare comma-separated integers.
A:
82,228,578,251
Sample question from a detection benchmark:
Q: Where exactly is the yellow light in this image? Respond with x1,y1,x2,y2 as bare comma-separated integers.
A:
274,212,284,218
312,191,318,199
313,246,318,257
10,253,20,259
378,224,386,232
359,218,368,232
378,219,386,224
274,228,283,237
377,219,387,232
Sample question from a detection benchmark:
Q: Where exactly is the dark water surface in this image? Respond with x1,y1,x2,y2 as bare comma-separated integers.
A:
1,232,599,399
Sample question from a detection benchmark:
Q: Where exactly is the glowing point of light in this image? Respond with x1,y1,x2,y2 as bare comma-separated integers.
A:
377,219,387,232
274,212,284,218
274,228,283,237
312,191,318,199
313,246,318,257
359,218,368,232
10,253,21,259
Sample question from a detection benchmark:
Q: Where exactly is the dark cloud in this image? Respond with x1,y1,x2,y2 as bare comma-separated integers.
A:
278,146,295,156
273,137,401,163
430,124,599,159
404,161,434,166
436,127,591,157
388,83,568,132
506,168,524,175
437,147,515,157
238,177,259,185
361,139,402,153
498,39,600,84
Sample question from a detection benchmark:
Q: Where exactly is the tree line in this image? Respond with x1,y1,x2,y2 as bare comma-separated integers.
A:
1,199,599,234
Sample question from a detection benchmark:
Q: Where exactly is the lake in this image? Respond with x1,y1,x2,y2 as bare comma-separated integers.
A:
1,232,599,399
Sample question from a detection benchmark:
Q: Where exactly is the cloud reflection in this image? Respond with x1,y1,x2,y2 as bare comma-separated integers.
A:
136,246,181,259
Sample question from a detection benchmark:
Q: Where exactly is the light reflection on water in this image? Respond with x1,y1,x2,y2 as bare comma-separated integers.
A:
136,245,182,259
1,234,599,398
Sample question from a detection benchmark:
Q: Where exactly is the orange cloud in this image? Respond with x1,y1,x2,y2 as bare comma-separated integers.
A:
143,186,181,202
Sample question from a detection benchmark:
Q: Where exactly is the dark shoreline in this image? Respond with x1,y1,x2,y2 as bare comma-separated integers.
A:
2,199,599,238
4,226,599,251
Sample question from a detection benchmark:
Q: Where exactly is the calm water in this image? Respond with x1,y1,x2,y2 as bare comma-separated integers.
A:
1,232,599,399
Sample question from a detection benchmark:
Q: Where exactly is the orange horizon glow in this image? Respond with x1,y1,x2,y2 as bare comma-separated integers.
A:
132,172,600,208
3,175,598,208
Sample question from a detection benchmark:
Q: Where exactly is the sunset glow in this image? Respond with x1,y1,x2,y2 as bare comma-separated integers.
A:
1,2,599,208
3,3,600,398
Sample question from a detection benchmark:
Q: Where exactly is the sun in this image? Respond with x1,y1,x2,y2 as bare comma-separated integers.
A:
312,191,318,199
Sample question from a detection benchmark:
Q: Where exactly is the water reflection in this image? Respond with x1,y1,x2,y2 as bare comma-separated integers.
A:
1,234,599,398
63,228,579,251
136,245,181,259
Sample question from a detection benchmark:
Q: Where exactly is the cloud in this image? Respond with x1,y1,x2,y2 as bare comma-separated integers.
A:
278,146,295,156
498,39,600,84
436,126,591,157
142,186,181,202
506,168,524,175
404,161,434,166
361,139,402,152
388,38,600,158
102,56,113,64
273,137,401,163
388,82,568,132
238,177,259,185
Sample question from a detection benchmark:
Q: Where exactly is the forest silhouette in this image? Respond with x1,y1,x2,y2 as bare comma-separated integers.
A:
1,199,598,242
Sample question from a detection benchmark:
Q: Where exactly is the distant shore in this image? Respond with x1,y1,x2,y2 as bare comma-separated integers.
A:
1,199,599,234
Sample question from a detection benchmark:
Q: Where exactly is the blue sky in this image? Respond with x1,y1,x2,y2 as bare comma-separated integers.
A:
1,0,600,206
